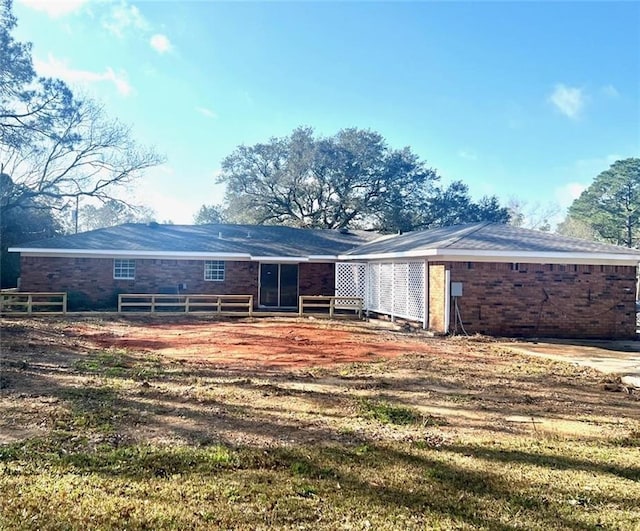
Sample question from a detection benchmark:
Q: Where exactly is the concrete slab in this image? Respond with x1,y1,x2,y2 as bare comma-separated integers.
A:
501,339,640,388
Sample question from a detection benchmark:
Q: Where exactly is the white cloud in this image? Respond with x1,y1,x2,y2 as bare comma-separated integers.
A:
150,33,173,54
103,0,149,38
34,54,133,97
457,149,478,161
18,0,88,17
601,84,620,98
196,107,217,119
549,84,585,119
554,182,587,208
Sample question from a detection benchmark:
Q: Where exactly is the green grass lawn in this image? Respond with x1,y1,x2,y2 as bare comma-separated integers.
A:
1,317,639,530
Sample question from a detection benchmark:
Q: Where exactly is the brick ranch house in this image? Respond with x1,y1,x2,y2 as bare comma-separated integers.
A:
9,222,640,339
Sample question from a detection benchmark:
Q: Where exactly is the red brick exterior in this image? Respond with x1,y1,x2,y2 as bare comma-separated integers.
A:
299,263,335,296
19,257,336,310
18,255,638,338
429,261,637,339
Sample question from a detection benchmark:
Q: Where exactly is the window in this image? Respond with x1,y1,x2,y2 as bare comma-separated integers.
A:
204,260,225,281
114,259,135,280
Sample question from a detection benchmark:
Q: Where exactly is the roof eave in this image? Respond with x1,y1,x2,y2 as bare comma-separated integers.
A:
8,248,341,263
339,248,640,265
9,248,253,260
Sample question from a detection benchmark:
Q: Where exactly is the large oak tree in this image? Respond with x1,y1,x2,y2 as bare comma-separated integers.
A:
215,126,508,232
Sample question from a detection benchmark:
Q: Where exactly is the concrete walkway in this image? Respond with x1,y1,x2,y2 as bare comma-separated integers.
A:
502,339,640,388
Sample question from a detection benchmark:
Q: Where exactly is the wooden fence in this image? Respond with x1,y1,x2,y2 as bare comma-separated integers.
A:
298,296,363,318
0,292,67,314
118,294,254,315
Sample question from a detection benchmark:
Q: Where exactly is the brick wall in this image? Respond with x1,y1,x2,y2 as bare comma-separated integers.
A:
299,263,335,296
19,256,336,310
438,261,637,339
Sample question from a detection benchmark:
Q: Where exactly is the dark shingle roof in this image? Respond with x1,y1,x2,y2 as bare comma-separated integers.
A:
345,223,640,256
13,222,640,260
17,223,378,256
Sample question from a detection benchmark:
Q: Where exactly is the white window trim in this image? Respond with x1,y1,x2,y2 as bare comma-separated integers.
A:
114,258,136,280
204,260,225,282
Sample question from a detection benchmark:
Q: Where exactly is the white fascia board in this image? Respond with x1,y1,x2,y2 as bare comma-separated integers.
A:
9,248,252,260
339,248,640,265
436,249,640,265
307,255,339,262
338,249,439,260
251,256,309,263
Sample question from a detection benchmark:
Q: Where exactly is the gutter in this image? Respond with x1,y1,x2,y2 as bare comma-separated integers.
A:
338,248,640,266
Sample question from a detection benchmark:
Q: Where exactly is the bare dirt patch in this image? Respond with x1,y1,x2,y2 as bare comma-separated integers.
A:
72,318,434,368
1,316,638,448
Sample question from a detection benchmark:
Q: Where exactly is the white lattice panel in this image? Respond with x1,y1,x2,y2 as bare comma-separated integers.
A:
368,263,381,312
378,263,393,314
335,263,367,307
392,263,408,317
407,262,425,321
340,260,426,324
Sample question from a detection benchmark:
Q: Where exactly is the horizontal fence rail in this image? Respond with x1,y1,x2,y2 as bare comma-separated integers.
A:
118,294,254,315
299,296,363,318
0,292,67,315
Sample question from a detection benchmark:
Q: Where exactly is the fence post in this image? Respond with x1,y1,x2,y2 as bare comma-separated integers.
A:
151,295,156,313
118,294,122,313
62,292,67,314
248,295,253,317
27,294,33,315
299,296,304,316
329,297,334,318
185,296,190,313
217,296,222,314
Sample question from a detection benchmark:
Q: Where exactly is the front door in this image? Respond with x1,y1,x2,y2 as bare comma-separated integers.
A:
259,263,299,307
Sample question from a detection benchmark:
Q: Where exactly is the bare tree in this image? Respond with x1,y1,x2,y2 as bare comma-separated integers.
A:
506,197,559,231
1,99,163,213
0,0,164,286
1,0,164,216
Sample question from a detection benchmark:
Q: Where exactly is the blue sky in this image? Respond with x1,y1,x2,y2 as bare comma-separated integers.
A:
13,0,640,225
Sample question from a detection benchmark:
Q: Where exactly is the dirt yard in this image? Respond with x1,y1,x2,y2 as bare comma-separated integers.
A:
1,315,638,448
2,316,640,530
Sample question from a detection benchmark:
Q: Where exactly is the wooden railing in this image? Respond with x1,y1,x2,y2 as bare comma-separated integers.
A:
299,296,363,318
118,294,254,315
0,292,67,314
